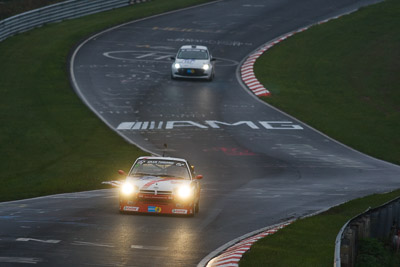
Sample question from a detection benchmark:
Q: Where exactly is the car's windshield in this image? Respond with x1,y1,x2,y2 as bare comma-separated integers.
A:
177,49,209,60
130,159,191,179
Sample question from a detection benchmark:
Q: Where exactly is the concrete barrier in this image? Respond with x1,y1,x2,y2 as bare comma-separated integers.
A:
335,196,400,266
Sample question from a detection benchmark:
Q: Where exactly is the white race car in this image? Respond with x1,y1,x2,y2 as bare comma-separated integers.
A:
171,45,215,81
118,156,203,216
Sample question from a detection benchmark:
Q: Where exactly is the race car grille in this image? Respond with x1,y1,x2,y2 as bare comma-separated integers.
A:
140,190,172,195
138,191,174,203
178,68,207,77
139,199,174,204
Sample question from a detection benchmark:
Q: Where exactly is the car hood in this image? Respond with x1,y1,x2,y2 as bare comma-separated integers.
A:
126,176,190,192
175,59,209,68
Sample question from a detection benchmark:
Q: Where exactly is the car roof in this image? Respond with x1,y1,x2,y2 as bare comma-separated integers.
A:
136,156,188,163
179,45,208,51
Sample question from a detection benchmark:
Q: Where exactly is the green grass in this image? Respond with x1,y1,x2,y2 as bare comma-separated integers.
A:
0,0,214,202
356,238,400,267
255,0,400,165
241,0,400,265
240,190,400,267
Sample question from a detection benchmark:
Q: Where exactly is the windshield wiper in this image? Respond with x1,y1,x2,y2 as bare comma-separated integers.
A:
132,173,187,179
132,172,157,176
160,175,187,179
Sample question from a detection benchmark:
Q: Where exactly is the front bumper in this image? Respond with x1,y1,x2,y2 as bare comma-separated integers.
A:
171,67,212,79
119,193,194,215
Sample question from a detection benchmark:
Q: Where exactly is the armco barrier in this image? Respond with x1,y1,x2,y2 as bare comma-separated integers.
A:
0,0,150,42
334,196,400,267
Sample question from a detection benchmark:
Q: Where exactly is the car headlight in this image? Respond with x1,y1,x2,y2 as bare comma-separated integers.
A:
121,182,137,196
202,64,210,71
174,63,181,69
177,185,193,199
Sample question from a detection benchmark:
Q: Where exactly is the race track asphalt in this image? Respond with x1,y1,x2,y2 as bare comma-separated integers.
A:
1,0,399,266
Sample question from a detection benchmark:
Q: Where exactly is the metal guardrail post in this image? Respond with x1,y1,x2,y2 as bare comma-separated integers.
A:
334,221,348,267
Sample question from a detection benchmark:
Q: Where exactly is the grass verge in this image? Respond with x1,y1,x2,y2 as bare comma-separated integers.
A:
356,238,400,267
241,0,400,266
0,0,214,202
240,190,400,267
255,0,400,165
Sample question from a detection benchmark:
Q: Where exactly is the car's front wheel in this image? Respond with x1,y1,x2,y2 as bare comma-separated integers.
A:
207,71,214,81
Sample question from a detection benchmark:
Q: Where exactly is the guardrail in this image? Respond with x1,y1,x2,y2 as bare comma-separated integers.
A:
0,0,149,42
334,195,400,267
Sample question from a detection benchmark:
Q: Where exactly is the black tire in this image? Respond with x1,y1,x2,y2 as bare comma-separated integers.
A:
195,201,200,214
186,203,195,217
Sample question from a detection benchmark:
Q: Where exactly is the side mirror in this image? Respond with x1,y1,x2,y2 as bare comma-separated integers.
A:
195,175,203,180
118,170,127,176
211,58,216,62
170,56,175,60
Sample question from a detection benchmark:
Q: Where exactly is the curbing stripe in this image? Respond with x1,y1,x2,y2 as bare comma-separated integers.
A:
204,222,291,267
246,81,260,87
197,220,294,267
204,8,371,267
254,90,268,93
241,70,253,75
243,78,257,83
239,11,358,98
253,88,268,94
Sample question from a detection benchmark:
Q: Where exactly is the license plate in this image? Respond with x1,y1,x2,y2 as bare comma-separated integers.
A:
187,69,195,74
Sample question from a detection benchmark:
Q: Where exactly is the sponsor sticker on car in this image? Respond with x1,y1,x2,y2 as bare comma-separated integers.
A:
172,209,188,214
148,206,162,213
124,206,139,212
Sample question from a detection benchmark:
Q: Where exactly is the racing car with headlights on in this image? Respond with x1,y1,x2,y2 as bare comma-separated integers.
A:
170,45,215,81
118,156,203,216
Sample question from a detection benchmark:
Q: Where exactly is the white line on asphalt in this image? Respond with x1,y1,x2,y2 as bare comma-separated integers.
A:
0,257,42,264
154,55,172,60
16,238,61,244
131,245,168,251
136,52,156,59
103,195,118,198
72,241,114,248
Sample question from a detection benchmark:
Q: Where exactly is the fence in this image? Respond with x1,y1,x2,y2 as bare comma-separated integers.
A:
0,0,149,42
334,196,400,267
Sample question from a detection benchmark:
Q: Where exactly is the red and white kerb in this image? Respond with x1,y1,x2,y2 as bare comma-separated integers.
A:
206,222,291,267
240,14,343,98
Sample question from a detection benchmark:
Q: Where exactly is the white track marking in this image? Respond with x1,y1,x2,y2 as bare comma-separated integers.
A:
16,238,60,244
131,245,168,251
72,241,114,248
0,257,42,264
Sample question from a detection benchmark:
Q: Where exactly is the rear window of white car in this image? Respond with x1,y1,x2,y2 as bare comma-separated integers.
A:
177,49,209,60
